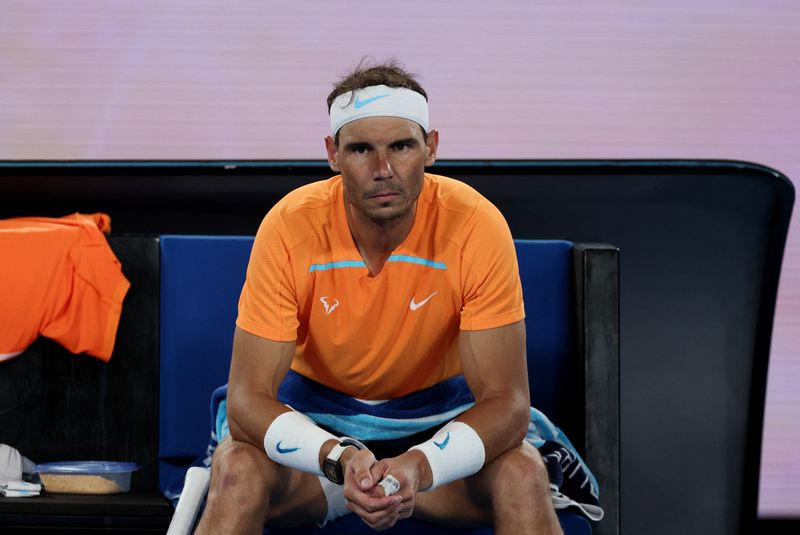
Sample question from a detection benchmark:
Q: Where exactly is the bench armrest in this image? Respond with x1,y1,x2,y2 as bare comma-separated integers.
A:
573,243,620,535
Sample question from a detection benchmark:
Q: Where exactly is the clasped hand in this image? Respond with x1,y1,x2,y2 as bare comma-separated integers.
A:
342,448,424,531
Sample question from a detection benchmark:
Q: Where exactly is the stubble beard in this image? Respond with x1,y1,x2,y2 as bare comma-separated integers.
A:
344,170,425,228
349,184,415,227
359,196,410,227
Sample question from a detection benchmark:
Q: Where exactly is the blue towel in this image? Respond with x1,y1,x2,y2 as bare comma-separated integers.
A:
276,371,476,442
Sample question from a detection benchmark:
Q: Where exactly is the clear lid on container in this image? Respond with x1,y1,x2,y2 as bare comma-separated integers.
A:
35,461,139,474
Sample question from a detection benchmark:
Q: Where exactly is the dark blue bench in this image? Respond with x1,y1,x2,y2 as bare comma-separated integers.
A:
158,235,620,535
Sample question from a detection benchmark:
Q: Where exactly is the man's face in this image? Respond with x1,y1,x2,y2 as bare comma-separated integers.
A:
325,117,438,226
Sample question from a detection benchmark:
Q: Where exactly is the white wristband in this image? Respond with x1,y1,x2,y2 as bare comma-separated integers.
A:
263,410,337,476
409,421,485,490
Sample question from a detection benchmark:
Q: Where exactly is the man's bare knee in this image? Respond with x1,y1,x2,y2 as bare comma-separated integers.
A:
195,438,282,534
202,437,327,529
485,444,562,534
208,438,275,507
488,443,551,500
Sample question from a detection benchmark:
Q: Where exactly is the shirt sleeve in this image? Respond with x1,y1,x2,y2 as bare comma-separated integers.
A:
236,207,300,341
40,216,130,362
459,200,525,331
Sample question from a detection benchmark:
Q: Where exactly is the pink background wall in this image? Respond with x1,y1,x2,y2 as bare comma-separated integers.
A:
2,0,798,516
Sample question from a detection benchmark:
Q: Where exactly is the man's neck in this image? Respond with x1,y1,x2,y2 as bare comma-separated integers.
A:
346,204,417,277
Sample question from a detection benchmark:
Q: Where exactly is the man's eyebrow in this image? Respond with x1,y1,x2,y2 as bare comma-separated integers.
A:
343,138,420,151
343,141,373,151
389,137,420,147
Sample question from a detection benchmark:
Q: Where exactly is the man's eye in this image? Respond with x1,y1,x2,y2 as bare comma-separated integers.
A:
393,143,411,151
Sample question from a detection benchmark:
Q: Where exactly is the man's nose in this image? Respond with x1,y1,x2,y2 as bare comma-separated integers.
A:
373,150,393,180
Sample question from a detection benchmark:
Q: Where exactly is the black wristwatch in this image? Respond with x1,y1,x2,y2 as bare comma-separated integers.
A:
322,438,365,484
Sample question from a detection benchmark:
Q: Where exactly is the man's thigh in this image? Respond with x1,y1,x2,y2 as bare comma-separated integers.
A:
210,436,329,528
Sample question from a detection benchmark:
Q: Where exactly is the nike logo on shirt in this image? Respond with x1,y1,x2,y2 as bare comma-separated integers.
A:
409,291,438,311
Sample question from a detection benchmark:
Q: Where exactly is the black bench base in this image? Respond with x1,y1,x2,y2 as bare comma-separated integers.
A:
0,491,172,533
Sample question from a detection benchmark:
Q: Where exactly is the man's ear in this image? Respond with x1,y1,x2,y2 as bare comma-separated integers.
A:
425,129,440,167
324,135,340,172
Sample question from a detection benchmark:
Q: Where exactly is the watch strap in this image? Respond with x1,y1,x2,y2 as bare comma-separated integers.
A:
326,442,351,463
338,437,366,451
323,437,366,484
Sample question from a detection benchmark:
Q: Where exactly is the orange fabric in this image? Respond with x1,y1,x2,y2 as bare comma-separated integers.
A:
237,174,524,399
0,213,130,362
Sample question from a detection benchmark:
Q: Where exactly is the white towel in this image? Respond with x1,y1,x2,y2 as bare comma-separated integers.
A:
0,443,23,486
166,466,211,535
0,444,40,497
1,480,41,497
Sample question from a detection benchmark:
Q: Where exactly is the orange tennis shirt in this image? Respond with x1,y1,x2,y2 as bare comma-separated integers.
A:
237,174,524,399
0,213,130,363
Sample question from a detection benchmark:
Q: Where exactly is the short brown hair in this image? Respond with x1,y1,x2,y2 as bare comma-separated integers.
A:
327,59,427,112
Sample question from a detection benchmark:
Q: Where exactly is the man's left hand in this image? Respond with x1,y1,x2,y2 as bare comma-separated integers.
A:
342,449,430,530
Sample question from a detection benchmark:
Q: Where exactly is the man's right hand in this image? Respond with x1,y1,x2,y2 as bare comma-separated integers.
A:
342,448,406,531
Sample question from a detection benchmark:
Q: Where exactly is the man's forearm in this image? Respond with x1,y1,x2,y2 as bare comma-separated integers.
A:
228,381,365,478
229,386,341,477
227,386,291,449
407,393,529,491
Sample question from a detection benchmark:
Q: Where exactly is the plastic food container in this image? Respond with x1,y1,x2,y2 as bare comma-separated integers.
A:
35,461,139,495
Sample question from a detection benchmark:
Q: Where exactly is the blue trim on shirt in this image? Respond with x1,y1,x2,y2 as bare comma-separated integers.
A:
387,255,447,269
308,255,446,272
308,260,367,272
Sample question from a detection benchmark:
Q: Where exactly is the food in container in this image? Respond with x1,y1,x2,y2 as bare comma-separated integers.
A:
35,461,139,494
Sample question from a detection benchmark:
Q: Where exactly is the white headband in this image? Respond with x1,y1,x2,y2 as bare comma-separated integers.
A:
329,84,429,135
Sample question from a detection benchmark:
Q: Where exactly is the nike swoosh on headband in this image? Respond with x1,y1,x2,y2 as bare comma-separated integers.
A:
276,441,300,454
353,93,391,109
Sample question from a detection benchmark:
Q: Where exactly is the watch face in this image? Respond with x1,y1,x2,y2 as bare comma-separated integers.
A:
323,459,343,484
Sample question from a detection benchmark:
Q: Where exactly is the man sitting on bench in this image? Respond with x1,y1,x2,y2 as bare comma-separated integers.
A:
194,60,563,535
